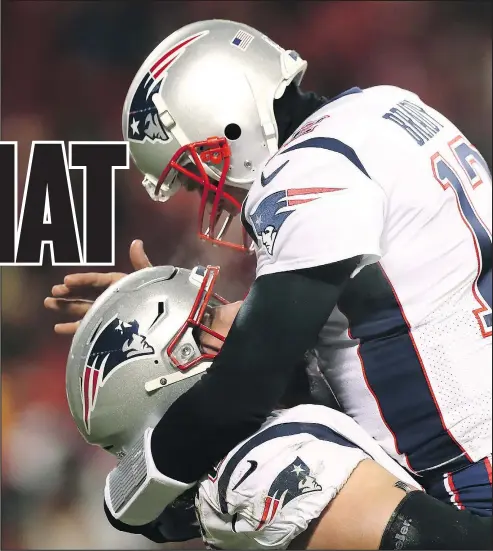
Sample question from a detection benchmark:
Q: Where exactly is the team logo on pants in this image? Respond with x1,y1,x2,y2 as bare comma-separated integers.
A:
255,457,322,530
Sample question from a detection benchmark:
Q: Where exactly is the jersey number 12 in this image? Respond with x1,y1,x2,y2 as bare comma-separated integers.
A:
431,135,492,338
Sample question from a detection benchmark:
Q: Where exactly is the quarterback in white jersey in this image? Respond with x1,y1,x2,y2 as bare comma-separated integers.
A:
241,85,492,482
47,20,491,518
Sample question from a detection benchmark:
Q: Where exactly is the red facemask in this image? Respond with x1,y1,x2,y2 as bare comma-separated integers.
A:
154,137,254,253
167,265,229,371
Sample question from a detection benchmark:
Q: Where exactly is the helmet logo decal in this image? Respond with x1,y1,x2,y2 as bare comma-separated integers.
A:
127,31,209,145
81,315,155,433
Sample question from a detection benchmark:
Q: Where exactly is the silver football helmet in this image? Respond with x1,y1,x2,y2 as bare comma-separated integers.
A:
122,19,307,251
66,265,226,458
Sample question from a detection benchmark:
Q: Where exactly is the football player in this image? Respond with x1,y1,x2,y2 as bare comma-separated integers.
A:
47,20,492,514
65,266,491,550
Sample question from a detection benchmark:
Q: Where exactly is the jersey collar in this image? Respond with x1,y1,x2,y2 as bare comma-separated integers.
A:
327,87,363,104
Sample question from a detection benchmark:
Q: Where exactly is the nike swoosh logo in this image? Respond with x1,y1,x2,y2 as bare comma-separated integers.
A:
260,160,290,187
231,512,239,533
231,460,258,491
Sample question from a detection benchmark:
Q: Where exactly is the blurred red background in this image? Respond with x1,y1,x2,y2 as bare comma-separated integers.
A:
1,1,491,548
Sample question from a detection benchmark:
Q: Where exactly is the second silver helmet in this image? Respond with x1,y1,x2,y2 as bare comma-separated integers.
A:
66,265,226,458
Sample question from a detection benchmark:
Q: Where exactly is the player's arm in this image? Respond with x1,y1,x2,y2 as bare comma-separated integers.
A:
103,486,202,544
150,147,386,484
101,257,359,530
103,499,169,544
294,462,492,550
151,258,359,483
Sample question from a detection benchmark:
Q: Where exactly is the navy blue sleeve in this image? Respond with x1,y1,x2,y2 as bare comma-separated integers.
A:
151,257,361,483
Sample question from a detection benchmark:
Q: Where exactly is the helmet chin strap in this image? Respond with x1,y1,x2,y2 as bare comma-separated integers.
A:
145,361,211,393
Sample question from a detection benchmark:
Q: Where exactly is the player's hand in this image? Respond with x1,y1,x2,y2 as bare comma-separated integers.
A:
44,240,152,336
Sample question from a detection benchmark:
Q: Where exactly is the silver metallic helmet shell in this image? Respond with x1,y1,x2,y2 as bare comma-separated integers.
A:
66,266,221,458
122,19,307,201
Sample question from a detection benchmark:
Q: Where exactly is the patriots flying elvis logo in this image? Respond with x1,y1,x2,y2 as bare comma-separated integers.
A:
255,457,322,531
81,315,155,433
250,186,345,255
127,31,208,145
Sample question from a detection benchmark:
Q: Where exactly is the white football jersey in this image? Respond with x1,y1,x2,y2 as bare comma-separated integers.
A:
242,86,492,475
196,404,420,550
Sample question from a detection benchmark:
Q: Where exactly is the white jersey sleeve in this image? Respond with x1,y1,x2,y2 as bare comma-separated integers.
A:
243,96,388,278
195,405,420,550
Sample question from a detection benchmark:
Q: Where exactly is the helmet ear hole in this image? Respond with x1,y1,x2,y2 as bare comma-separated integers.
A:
224,123,242,141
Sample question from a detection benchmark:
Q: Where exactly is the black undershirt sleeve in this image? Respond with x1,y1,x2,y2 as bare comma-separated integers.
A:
103,492,201,543
104,499,167,543
151,256,361,483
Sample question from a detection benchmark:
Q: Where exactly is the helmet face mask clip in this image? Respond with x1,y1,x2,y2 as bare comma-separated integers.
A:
167,265,228,371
